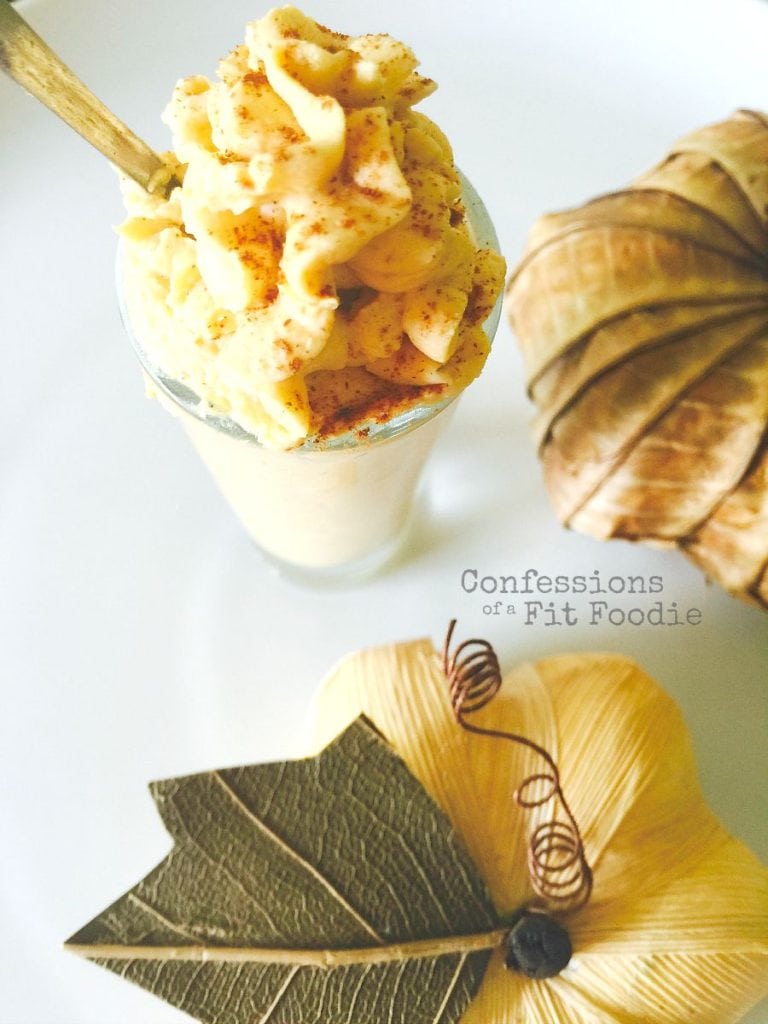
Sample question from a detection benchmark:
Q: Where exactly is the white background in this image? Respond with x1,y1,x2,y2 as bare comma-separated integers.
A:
1,0,766,1021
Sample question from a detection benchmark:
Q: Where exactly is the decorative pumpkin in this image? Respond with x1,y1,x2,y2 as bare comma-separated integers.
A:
505,110,768,608
309,635,768,1023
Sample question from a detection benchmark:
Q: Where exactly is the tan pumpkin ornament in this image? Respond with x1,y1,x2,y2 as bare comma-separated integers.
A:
310,626,768,1024
506,110,768,607
67,625,768,1023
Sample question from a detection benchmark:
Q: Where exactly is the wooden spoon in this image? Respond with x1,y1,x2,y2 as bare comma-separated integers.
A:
0,0,176,196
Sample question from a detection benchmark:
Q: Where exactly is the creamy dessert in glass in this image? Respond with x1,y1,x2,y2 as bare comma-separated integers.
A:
118,7,505,579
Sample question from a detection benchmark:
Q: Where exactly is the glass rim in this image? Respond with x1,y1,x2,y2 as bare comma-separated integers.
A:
118,169,503,453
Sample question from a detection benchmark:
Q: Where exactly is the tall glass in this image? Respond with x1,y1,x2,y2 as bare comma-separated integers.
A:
119,175,501,581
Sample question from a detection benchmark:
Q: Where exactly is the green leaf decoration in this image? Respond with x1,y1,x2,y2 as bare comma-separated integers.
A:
66,717,502,1024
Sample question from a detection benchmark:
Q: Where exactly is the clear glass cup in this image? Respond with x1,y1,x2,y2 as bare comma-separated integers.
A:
119,174,502,582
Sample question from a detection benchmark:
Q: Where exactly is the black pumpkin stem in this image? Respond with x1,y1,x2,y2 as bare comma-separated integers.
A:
504,910,573,980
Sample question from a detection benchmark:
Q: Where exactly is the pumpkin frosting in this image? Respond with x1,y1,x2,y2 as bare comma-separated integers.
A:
118,7,504,449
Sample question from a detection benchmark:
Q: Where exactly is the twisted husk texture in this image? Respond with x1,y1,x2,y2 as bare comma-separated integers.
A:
506,110,768,607
307,639,768,1023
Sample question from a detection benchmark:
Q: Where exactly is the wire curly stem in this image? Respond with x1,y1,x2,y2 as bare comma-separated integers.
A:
443,619,592,913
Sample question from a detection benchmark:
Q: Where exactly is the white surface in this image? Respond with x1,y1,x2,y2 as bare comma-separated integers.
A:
1,0,767,1021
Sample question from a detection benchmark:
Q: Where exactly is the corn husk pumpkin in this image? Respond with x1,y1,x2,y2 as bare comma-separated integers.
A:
505,110,768,608
308,638,768,1024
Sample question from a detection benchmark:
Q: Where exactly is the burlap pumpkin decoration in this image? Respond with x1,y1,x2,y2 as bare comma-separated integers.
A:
506,110,768,607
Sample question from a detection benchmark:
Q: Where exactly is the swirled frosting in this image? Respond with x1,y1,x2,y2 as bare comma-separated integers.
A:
120,7,505,448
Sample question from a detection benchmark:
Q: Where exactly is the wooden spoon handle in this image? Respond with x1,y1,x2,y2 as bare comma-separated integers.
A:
0,0,171,195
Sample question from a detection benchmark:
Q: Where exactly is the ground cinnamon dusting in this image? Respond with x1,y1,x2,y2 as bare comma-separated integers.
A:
243,70,268,88
315,22,349,40
308,373,446,441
